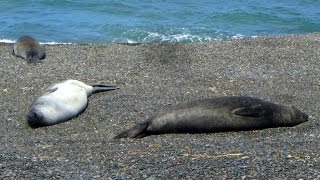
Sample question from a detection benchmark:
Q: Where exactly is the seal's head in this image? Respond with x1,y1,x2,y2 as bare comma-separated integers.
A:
274,105,308,126
26,48,45,61
290,105,308,124
26,108,46,128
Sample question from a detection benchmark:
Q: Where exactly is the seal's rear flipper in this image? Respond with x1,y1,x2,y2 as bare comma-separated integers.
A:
114,121,150,139
91,84,119,94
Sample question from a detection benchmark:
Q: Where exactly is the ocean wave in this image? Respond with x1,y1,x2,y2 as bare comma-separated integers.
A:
1,0,319,44
1,32,249,45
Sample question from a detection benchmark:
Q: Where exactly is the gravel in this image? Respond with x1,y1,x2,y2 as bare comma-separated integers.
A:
0,33,319,179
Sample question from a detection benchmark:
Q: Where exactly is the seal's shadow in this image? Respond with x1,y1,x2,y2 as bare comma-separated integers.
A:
144,43,190,65
142,43,193,78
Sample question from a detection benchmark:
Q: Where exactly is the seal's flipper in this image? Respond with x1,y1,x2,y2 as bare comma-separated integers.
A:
232,104,265,117
91,84,117,87
44,87,58,95
91,84,119,94
114,121,150,139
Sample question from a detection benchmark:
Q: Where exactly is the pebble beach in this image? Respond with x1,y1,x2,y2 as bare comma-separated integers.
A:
0,33,319,179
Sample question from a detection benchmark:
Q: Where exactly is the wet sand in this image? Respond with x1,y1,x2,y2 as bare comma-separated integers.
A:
0,33,319,179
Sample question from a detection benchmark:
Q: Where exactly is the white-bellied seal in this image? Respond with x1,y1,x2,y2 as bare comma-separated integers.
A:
27,79,119,128
114,96,308,138
13,36,46,61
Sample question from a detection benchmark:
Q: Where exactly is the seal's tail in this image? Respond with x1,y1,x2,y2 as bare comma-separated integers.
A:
114,121,150,138
91,84,119,94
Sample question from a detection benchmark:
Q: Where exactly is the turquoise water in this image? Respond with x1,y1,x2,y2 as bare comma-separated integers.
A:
0,0,319,44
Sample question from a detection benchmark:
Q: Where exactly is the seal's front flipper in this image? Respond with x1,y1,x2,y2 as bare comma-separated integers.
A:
232,104,265,117
114,121,150,139
43,87,58,95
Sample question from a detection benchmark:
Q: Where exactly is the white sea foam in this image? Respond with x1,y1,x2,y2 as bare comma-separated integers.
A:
118,28,254,43
125,39,139,44
40,42,72,45
140,31,215,43
0,39,15,43
118,32,257,44
231,34,245,39
0,39,72,45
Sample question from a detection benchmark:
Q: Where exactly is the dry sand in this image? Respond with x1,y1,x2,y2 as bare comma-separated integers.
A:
0,33,319,179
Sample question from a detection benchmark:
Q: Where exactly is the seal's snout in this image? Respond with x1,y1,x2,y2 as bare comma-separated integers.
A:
26,109,44,128
291,106,308,123
26,49,45,61
27,52,39,61
301,111,309,122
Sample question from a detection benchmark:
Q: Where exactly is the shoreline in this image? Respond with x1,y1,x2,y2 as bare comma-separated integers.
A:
1,32,320,45
1,33,319,178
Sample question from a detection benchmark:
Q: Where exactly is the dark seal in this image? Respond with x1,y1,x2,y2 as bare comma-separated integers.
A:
13,36,46,61
114,96,308,138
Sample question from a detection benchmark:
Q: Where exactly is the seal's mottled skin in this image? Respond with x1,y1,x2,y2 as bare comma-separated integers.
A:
13,36,46,61
114,96,308,138
27,79,119,128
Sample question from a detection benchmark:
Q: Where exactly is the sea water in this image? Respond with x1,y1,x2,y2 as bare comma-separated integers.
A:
0,0,319,44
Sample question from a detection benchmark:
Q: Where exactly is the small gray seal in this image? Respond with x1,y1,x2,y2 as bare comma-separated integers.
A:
27,79,119,128
114,96,308,138
13,36,46,61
